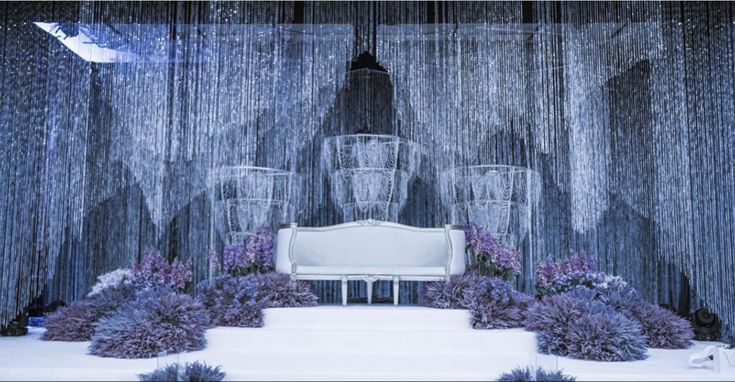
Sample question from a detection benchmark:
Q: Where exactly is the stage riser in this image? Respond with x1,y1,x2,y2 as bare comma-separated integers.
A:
262,307,474,331
206,328,536,355
180,351,533,376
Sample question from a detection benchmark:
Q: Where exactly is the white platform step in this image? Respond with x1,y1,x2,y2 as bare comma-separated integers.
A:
206,326,536,355
262,306,474,331
194,306,537,380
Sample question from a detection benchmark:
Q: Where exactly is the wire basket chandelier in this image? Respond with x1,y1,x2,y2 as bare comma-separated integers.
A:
209,166,299,244
322,134,420,222
440,165,540,249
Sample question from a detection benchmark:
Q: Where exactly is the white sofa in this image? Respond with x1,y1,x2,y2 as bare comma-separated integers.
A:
275,220,466,305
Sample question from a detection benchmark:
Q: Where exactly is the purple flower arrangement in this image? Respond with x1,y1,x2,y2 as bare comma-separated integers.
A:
197,275,264,327
535,253,607,297
531,254,694,355
256,273,319,309
627,303,694,349
535,253,596,293
464,223,521,280
43,247,203,361
525,288,648,362
497,366,576,382
138,361,225,382
41,301,96,341
131,249,193,292
216,225,274,277
425,272,532,329
89,289,209,358
196,273,318,328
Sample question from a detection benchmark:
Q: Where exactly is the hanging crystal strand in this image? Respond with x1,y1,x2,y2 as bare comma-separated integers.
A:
2,1,735,333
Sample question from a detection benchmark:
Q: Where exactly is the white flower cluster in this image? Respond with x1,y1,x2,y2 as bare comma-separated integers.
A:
87,268,132,297
597,274,627,290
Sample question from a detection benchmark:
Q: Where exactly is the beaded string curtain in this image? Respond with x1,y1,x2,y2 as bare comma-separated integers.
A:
0,2,733,337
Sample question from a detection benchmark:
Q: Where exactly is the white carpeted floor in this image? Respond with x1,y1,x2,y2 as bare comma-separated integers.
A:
0,306,731,381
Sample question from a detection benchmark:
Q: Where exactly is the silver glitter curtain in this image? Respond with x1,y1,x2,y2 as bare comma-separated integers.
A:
0,2,733,338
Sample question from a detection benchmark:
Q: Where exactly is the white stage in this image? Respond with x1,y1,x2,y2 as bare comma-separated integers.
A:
0,306,731,381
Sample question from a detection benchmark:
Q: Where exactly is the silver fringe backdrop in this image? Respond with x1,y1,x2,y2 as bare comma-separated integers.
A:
0,2,733,338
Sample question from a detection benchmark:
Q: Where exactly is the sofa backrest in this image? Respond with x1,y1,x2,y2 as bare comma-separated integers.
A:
275,221,466,274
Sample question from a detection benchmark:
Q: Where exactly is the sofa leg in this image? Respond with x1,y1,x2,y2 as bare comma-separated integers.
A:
393,276,400,305
341,277,348,306
366,280,374,305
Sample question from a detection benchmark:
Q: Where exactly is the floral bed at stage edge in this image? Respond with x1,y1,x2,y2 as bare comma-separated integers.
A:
41,225,318,362
40,221,694,375
425,223,695,363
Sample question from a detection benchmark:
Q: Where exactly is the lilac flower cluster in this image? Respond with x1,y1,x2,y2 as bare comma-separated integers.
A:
534,260,559,288
560,252,596,274
464,223,521,280
535,253,596,291
537,272,605,297
222,244,246,276
535,253,601,296
219,225,274,276
245,225,274,272
131,249,192,292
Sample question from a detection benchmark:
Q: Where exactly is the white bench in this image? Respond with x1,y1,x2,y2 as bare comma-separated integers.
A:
275,220,466,305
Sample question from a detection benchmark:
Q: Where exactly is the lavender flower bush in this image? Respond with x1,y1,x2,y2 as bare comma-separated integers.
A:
90,289,209,358
497,366,576,382
526,288,648,362
197,275,264,327
464,223,521,280
41,301,96,341
88,282,138,319
564,308,648,362
595,280,693,349
534,255,693,350
131,249,193,292
256,273,319,308
45,251,208,358
424,273,479,309
218,225,274,277
425,272,532,329
197,272,318,328
138,361,225,382
43,283,139,342
467,276,533,329
628,303,693,349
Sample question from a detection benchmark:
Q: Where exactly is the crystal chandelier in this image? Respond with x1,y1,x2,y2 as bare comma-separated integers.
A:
210,166,298,244
322,134,420,222
440,165,539,248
